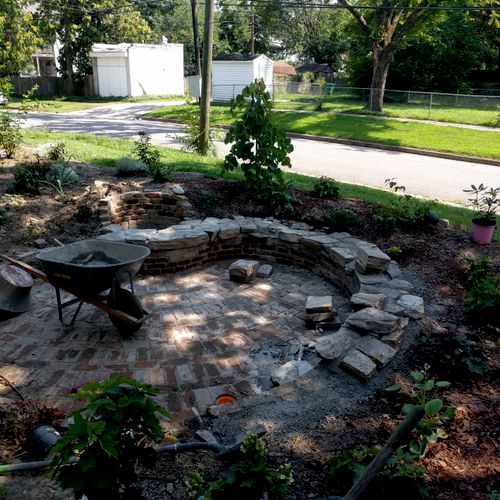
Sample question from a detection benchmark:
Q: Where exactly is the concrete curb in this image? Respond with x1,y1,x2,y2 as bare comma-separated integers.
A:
140,117,500,168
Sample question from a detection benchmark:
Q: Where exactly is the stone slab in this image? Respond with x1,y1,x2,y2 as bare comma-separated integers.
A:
148,228,209,250
256,264,273,278
381,329,406,348
271,360,314,385
350,292,387,310
396,294,425,319
357,336,397,367
341,349,377,380
345,307,402,334
229,259,259,283
305,295,333,314
315,327,361,360
356,246,391,273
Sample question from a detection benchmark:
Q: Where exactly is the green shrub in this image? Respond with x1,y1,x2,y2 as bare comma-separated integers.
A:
133,131,161,169
181,107,220,156
203,433,292,499
386,246,403,260
75,204,93,223
313,176,340,199
0,194,23,223
436,333,485,377
329,446,429,498
46,142,70,162
150,163,173,183
13,162,51,194
224,79,294,216
385,366,455,458
0,111,22,158
374,178,431,232
327,208,359,231
51,375,170,500
464,256,500,324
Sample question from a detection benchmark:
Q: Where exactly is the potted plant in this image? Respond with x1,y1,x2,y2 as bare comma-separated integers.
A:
463,183,500,244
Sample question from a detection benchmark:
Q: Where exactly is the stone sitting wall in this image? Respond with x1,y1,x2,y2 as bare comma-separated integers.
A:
98,189,196,230
98,213,425,381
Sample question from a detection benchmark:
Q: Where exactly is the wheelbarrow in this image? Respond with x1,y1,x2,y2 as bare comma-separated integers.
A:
1,239,151,336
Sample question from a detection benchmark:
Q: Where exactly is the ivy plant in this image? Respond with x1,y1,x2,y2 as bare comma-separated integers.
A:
51,375,170,500
223,79,295,214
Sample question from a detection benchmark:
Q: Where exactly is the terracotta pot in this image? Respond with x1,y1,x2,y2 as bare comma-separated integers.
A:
471,219,496,245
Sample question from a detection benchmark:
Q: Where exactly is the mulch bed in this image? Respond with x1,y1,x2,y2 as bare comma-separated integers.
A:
0,150,499,499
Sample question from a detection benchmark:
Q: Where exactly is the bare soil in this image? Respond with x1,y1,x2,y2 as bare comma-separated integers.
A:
0,150,498,499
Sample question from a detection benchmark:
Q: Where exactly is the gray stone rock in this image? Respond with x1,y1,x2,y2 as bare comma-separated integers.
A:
359,284,406,300
387,261,402,279
355,272,390,286
341,349,377,380
148,228,209,250
171,185,185,195
218,219,240,239
306,295,333,314
256,264,273,278
350,292,387,310
345,307,402,334
356,246,391,272
97,231,126,242
316,327,361,360
305,313,341,330
278,228,308,243
233,216,257,233
397,294,425,319
383,279,415,292
357,336,397,367
198,222,220,241
271,360,314,385
327,246,356,267
383,300,407,316
229,259,260,283
34,238,47,249
99,224,123,234
382,329,406,348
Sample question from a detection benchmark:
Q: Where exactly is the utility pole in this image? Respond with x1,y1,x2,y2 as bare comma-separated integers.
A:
190,0,202,75
199,0,215,155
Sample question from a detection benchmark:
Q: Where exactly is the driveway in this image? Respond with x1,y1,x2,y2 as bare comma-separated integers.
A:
22,103,500,206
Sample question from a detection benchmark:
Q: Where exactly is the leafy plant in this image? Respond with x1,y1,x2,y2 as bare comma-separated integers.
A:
386,365,455,458
463,183,500,224
46,142,70,163
181,107,220,156
327,208,359,231
386,246,403,260
313,176,340,199
464,256,500,324
224,79,294,214
150,164,173,183
13,162,51,194
115,157,148,177
267,181,300,217
438,333,486,377
203,433,292,499
41,163,79,196
185,471,207,499
75,204,93,223
51,375,170,500
133,131,161,169
374,178,431,232
0,193,23,222
329,445,428,498
0,111,22,158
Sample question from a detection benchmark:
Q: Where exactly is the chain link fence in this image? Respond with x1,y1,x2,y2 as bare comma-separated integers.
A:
270,82,500,123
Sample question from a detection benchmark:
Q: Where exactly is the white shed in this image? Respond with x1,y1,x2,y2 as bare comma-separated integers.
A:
90,43,184,97
211,54,273,101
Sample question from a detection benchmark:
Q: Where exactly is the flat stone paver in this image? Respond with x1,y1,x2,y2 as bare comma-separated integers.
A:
0,261,348,423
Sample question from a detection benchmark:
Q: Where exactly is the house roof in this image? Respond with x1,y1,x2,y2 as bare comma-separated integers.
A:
273,61,296,76
296,63,333,74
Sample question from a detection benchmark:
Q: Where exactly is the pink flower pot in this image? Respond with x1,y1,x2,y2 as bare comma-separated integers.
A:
471,220,496,245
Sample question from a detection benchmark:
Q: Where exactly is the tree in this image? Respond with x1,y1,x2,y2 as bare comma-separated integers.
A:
0,0,41,93
338,0,449,111
40,0,152,95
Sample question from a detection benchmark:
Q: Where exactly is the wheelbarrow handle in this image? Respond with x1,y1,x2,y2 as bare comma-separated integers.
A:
0,254,48,281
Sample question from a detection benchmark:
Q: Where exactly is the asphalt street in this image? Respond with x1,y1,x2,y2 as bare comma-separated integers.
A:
22,102,500,205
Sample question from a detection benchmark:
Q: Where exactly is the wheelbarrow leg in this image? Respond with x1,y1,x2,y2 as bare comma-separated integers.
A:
55,287,85,328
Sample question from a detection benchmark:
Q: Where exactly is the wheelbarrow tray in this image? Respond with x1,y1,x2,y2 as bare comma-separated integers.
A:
37,240,150,297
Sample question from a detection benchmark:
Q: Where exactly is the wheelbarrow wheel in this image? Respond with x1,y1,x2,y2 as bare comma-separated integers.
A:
107,281,144,337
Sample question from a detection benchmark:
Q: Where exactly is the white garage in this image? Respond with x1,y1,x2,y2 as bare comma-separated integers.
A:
90,43,184,98
212,54,273,101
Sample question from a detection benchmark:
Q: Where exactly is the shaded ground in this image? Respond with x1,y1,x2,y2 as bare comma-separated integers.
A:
0,151,499,499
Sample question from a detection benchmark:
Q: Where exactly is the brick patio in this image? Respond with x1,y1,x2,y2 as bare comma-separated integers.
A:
0,261,346,425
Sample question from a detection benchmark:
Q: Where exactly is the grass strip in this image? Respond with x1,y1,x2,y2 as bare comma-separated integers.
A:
21,128,486,233
144,105,500,160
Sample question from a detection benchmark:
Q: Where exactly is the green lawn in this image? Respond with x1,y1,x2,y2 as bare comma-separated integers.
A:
144,104,500,160
21,128,483,231
5,94,183,113
274,91,500,127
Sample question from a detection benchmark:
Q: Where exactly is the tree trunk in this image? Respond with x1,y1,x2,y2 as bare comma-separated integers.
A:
368,44,395,112
190,0,201,75
63,13,74,96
